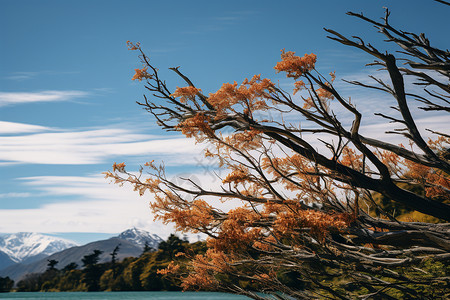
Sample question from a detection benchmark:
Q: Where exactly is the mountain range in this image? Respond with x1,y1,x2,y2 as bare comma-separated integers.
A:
0,232,77,269
0,227,163,282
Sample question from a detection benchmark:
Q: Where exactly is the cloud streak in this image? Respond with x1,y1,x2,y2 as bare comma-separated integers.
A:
0,192,31,198
0,90,89,107
4,71,80,81
4,71,39,81
0,169,241,238
0,122,203,165
0,121,52,134
0,174,163,235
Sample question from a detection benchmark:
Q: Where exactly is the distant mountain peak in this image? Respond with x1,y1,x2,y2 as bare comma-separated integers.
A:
0,229,164,281
117,228,163,249
0,232,77,264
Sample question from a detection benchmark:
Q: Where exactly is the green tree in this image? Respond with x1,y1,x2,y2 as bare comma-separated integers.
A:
62,262,78,272
56,269,83,291
158,234,186,259
47,259,58,271
121,256,146,290
17,273,42,292
81,249,104,291
82,249,103,267
139,251,180,291
110,243,121,278
141,241,153,255
0,276,14,293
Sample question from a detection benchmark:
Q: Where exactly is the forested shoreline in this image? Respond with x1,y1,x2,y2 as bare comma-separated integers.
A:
0,235,205,292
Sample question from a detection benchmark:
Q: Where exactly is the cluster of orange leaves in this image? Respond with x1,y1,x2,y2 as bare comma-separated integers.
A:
377,138,450,201
274,49,317,79
262,154,309,179
404,160,449,200
152,199,216,234
369,138,449,201
157,202,350,291
340,147,365,172
293,80,306,95
303,81,335,110
379,150,401,172
422,137,450,199
264,201,351,242
222,167,250,186
169,75,274,122
207,74,274,117
157,261,180,276
261,154,335,201
206,202,350,254
132,67,153,81
127,41,153,81
170,86,202,103
175,113,214,141
112,162,126,173
181,249,231,290
126,40,140,51
157,249,232,291
223,129,263,151
315,82,334,101
208,207,261,253
340,141,449,201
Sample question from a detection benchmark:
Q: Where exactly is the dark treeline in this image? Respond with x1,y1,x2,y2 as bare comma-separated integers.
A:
8,234,206,292
0,276,14,292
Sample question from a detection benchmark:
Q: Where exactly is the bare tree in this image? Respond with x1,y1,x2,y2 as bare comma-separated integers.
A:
107,6,449,299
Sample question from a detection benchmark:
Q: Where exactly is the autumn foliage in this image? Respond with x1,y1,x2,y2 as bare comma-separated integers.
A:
108,9,450,299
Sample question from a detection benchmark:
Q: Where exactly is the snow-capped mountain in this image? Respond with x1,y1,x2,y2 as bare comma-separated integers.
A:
0,232,77,265
117,227,163,249
0,228,163,281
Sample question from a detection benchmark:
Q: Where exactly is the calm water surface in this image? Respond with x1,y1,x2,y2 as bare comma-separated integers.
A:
0,291,250,299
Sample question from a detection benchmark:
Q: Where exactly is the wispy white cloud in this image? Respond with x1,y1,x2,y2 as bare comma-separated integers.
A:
0,166,268,240
0,192,31,198
0,174,166,236
0,90,88,107
184,10,258,34
4,71,80,81
0,172,224,238
359,114,449,145
0,121,51,134
0,123,203,165
214,16,240,21
4,72,39,81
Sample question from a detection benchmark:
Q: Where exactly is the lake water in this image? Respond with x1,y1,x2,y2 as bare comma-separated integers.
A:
0,292,250,300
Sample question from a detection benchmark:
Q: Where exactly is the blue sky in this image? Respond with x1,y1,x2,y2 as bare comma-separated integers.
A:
0,0,448,244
